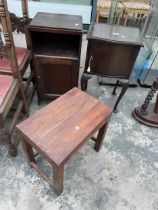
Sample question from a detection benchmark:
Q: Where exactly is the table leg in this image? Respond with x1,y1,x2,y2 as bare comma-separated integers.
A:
112,80,119,95
21,136,36,164
81,73,92,91
113,79,129,113
53,164,64,196
94,122,108,152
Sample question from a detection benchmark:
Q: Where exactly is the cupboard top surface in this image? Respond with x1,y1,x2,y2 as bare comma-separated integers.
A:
29,12,83,32
88,23,143,46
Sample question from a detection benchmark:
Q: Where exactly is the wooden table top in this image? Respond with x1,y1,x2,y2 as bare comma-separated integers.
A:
88,22,143,46
29,12,83,33
17,88,112,166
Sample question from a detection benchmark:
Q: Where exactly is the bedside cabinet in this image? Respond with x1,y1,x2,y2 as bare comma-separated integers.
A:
28,12,82,103
81,23,143,112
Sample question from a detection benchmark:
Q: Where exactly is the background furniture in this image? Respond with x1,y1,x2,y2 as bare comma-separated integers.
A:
122,0,150,26
0,0,29,156
132,76,158,127
81,23,142,112
0,0,35,105
7,0,92,29
96,0,124,25
17,88,112,195
28,13,82,104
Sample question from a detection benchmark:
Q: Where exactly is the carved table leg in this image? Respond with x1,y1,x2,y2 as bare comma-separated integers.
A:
132,77,158,127
112,80,119,95
94,122,109,152
113,79,129,113
81,73,92,91
53,164,64,196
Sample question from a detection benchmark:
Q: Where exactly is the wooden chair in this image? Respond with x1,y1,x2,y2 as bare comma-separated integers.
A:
0,0,34,105
122,0,150,26
0,0,29,156
96,0,124,25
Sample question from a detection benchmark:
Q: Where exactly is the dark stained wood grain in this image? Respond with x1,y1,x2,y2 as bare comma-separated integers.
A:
88,22,143,46
17,88,112,195
0,0,32,156
28,12,82,102
17,87,112,166
29,12,82,33
81,22,142,112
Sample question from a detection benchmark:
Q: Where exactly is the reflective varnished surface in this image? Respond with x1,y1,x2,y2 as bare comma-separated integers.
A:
88,22,143,46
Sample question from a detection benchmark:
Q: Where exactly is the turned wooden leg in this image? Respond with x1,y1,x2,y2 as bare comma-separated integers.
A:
113,79,129,113
94,122,108,152
112,80,119,95
21,136,36,163
154,94,158,114
132,77,158,127
81,73,92,91
53,164,64,196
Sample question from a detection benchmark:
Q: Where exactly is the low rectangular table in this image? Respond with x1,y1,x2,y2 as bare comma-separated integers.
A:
16,88,112,195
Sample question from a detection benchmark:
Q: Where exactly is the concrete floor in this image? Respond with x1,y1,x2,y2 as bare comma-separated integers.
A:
0,34,158,210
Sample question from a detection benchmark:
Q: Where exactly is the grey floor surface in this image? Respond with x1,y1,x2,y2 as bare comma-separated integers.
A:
0,33,158,210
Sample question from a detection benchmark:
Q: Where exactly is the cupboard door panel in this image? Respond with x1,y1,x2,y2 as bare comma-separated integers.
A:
34,56,79,98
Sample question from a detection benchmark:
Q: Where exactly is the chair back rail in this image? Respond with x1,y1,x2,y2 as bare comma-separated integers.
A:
0,0,28,111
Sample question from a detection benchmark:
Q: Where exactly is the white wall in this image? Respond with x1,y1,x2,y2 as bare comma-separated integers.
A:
7,0,92,24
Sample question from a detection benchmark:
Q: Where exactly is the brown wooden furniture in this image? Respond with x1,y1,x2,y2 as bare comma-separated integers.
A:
16,87,112,195
0,0,35,105
81,23,142,112
28,12,82,104
132,76,158,127
0,0,29,156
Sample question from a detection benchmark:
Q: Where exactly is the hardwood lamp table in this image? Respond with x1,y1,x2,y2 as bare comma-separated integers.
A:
16,88,112,195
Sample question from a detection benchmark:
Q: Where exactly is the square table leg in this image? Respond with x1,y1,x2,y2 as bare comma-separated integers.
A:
53,164,64,196
94,122,109,152
20,135,36,164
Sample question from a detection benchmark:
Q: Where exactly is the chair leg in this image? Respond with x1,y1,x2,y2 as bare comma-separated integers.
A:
7,133,17,157
94,122,108,152
113,79,129,113
124,13,128,26
81,73,92,91
96,11,99,22
20,84,29,115
30,61,36,87
53,164,64,196
0,117,17,156
117,13,121,25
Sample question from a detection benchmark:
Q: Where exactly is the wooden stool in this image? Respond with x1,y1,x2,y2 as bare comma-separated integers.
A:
16,88,112,195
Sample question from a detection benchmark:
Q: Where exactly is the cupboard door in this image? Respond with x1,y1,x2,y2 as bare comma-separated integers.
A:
34,56,79,99
89,40,140,78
